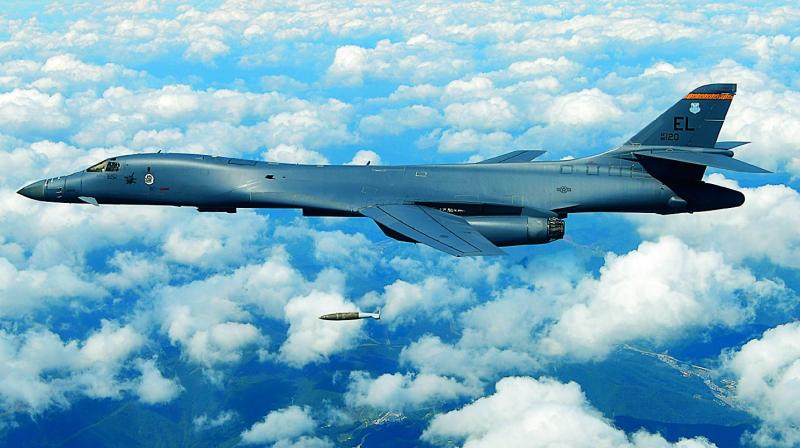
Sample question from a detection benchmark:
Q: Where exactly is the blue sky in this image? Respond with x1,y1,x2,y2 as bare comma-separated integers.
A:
1,1,799,447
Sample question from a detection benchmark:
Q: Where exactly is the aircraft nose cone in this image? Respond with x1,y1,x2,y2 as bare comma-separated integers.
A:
17,180,46,201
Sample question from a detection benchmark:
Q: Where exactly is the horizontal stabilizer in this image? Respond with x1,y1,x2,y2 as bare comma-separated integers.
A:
478,150,546,164
714,141,750,150
635,151,770,173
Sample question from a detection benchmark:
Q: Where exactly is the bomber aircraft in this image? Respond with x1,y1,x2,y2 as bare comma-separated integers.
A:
18,84,768,256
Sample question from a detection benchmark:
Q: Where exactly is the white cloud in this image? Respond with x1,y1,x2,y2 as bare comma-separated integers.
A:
279,290,363,367
158,292,264,368
100,251,169,291
443,77,496,100
400,335,538,384
538,237,779,361
162,211,267,268
346,149,381,166
326,45,368,86
274,224,378,272
504,56,579,78
345,371,478,411
633,175,800,269
402,237,781,382
193,410,236,431
140,85,200,120
41,53,140,83
0,89,70,134
721,322,800,447
359,105,443,136
0,256,106,317
713,74,800,174
60,85,354,151
546,88,622,126
422,376,716,448
182,25,230,63
153,249,307,367
444,97,519,130
387,84,442,103
135,358,183,404
359,276,474,328
263,144,328,165
240,405,331,447
437,128,514,154
325,38,471,86
0,320,145,413
642,62,686,77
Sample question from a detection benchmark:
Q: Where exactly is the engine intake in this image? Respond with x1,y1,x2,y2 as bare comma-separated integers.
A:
464,216,565,246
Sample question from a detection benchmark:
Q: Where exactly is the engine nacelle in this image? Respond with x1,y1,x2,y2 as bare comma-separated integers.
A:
464,216,565,246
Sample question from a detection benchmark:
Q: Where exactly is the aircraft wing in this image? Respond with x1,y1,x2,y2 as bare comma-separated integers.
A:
478,150,546,164
361,204,506,256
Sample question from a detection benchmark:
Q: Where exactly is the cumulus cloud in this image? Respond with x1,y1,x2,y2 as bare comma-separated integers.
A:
153,249,308,367
632,175,800,269
387,254,504,287
401,237,781,382
161,211,267,268
193,410,236,431
60,85,354,151
360,276,475,328
721,322,800,447
699,59,800,175
41,53,141,83
546,88,622,126
443,77,496,101
263,144,328,165
422,376,716,448
346,149,381,166
504,56,579,78
135,358,183,404
279,290,363,367
444,97,519,131
326,37,472,86
157,293,263,368
345,371,478,411
437,128,514,154
359,105,442,136
274,224,377,271
240,405,331,447
0,89,70,135
401,335,539,384
0,256,106,317
0,320,145,413
99,251,169,291
326,45,368,86
641,62,686,78
539,237,779,360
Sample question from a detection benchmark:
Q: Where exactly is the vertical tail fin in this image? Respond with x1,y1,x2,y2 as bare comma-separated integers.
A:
627,83,736,148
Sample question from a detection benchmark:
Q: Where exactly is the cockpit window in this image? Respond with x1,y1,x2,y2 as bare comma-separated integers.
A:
86,160,120,172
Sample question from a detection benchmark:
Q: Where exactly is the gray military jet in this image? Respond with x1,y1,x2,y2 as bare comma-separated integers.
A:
18,83,768,256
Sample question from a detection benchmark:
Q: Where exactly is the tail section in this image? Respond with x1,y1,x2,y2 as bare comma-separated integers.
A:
627,83,736,148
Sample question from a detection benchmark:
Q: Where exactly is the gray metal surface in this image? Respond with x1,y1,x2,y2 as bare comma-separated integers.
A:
17,84,769,256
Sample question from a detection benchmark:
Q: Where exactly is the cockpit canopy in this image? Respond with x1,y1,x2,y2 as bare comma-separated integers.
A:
86,159,120,172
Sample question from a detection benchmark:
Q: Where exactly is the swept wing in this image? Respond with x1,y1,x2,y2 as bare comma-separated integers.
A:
361,204,505,256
